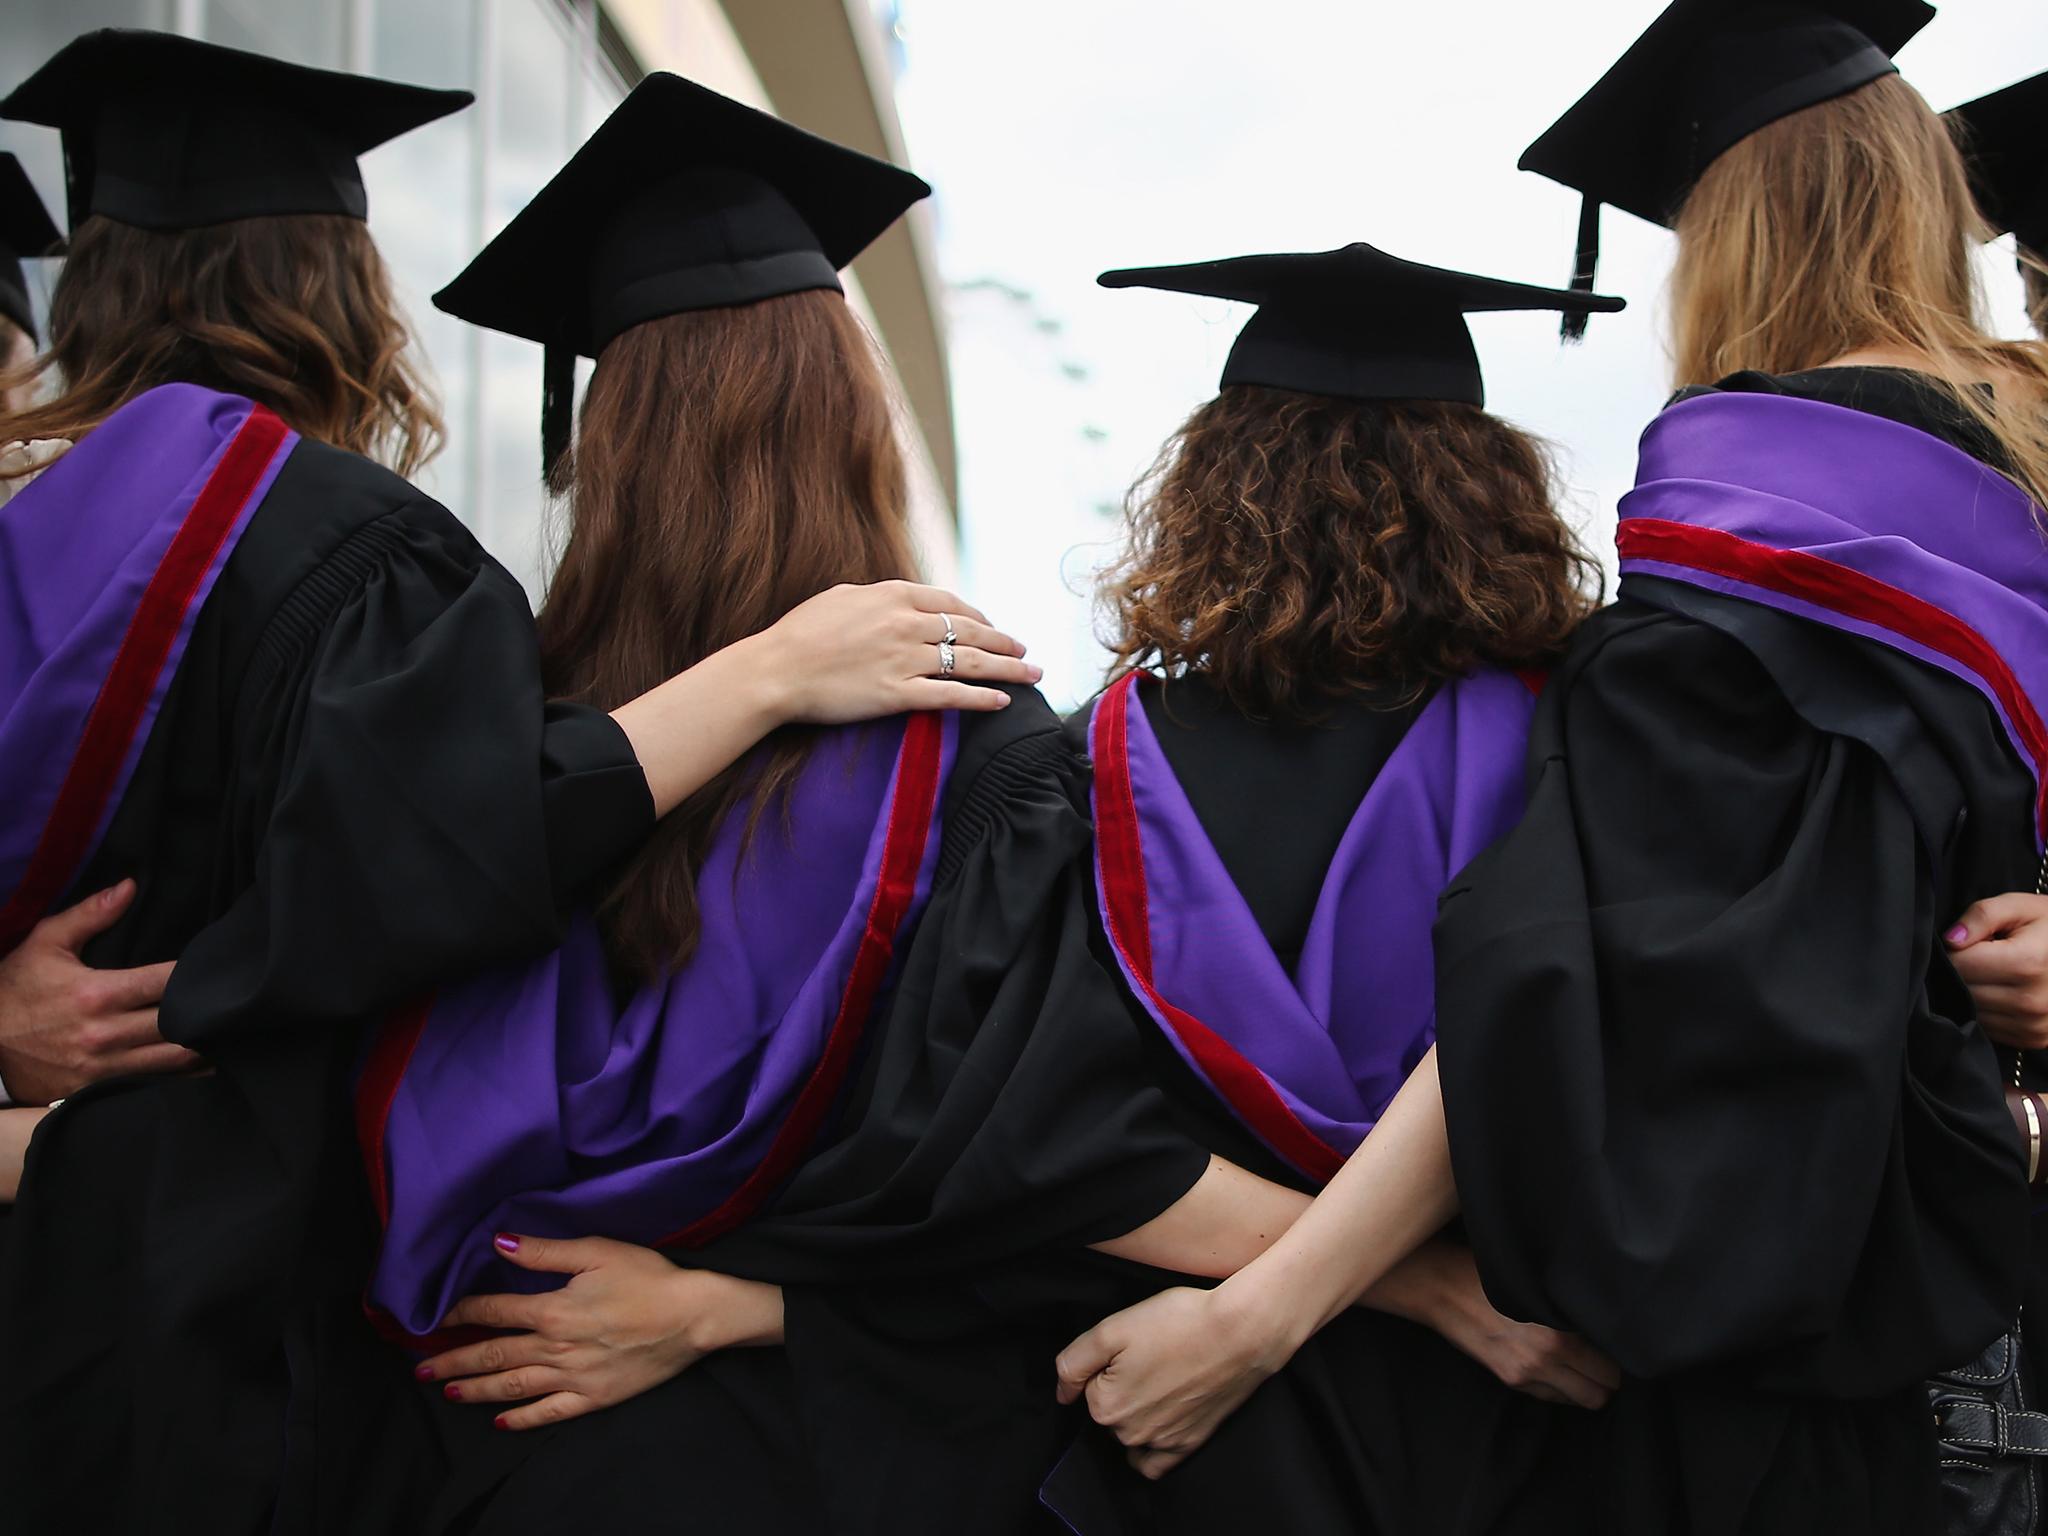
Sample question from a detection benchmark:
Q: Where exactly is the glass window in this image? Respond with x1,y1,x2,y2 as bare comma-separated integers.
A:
202,0,344,66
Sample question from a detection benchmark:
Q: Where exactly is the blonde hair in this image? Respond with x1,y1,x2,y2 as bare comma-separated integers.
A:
1670,73,2048,509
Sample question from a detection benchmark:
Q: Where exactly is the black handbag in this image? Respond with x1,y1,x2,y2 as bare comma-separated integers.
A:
1929,1322,2047,1535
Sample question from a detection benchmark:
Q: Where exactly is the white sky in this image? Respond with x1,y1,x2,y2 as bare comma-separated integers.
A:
890,0,2048,709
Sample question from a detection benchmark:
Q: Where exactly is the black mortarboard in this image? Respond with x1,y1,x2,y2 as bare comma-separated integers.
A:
1521,0,1936,336
0,29,472,231
1097,243,1626,408
0,155,61,343
434,72,930,473
1950,71,2048,254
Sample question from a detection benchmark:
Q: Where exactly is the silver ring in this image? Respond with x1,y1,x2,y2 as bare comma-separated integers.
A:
938,641,957,677
938,612,958,647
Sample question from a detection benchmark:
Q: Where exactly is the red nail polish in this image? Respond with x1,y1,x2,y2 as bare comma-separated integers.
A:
493,1232,520,1254
446,1383,465,1401
414,1363,434,1382
493,1415,510,1431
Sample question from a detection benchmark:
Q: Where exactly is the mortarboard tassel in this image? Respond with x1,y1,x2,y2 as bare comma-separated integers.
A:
541,342,575,482
1562,193,1601,343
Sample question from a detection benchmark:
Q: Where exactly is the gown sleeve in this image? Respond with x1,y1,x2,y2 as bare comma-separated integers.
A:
1435,601,2029,1396
162,500,653,1047
699,713,1213,1282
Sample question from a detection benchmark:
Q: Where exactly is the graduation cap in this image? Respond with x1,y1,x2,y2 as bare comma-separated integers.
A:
0,156,62,344
1520,0,1936,336
1097,243,1626,407
434,71,930,473
0,29,472,231
1949,71,2048,255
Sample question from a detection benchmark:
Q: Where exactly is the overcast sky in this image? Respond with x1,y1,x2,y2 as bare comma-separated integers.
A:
891,0,2048,708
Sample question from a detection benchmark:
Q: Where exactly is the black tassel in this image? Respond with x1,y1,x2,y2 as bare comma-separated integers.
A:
541,343,575,482
1562,193,1601,343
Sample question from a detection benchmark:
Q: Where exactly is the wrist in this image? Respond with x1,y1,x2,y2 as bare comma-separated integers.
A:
731,625,799,729
1212,1263,1314,1365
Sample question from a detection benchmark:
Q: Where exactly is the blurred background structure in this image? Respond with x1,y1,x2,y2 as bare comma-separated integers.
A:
7,2,2048,707
0,0,960,598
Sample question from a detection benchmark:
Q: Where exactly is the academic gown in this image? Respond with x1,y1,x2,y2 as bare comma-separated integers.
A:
0,390,653,1536
409,687,1213,1536
1038,367,2048,1536
743,674,1574,1536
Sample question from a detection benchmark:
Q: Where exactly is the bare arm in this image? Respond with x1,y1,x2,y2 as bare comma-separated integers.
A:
612,582,1036,818
1088,1154,1313,1277
0,1107,49,1201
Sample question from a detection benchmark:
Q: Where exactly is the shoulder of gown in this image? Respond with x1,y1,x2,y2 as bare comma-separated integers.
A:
695,683,1211,1281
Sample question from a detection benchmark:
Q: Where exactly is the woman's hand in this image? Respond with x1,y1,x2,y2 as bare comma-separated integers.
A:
755,581,1039,723
0,1107,48,1201
1948,893,2048,1051
414,1233,785,1430
612,581,1037,817
1054,1280,1300,1480
1381,1241,1617,1409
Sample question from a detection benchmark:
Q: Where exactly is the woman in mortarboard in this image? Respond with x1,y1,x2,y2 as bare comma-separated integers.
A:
1054,3,2048,1533
0,30,1032,1536
1951,68,2048,338
347,73,1321,1535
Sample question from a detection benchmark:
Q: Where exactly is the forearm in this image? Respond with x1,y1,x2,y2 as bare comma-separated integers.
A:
679,1269,786,1351
610,635,786,819
0,1107,48,1201
1223,1049,1458,1346
1090,1155,1313,1278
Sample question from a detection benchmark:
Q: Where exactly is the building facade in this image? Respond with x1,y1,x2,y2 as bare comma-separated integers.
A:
1,0,958,598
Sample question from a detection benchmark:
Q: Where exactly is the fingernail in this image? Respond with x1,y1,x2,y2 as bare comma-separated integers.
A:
414,1363,434,1381
493,1232,519,1254
493,1415,510,1431
1947,925,1970,945
1027,665,1044,682
443,1383,463,1401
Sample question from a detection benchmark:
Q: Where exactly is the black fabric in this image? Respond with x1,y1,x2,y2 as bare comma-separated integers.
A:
697,689,1212,1281
1951,69,2048,253
429,691,1214,1532
432,72,926,361
426,1352,823,1536
0,440,652,1536
1422,359,2043,1531
1132,674,1434,969
0,29,470,230
1098,243,1622,406
0,153,59,341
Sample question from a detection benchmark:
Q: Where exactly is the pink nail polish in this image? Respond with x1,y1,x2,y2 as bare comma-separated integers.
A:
493,1232,519,1254
1947,925,1970,945
444,1383,462,1401
414,1363,434,1382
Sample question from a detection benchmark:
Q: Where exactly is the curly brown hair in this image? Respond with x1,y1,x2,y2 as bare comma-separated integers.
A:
0,214,442,475
1099,386,1600,717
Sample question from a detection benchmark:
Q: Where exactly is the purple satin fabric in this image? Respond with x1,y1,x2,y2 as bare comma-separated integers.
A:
368,712,957,1337
1096,669,1535,1171
1619,391,2048,814
0,384,291,904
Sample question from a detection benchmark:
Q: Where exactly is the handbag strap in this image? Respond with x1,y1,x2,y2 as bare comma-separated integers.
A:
1935,1398,2048,1458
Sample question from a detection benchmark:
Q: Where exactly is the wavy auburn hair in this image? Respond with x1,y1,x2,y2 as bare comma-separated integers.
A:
0,214,442,475
1100,386,1599,718
539,289,918,983
1671,73,2048,507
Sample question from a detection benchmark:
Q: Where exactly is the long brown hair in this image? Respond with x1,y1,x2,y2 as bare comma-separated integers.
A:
539,288,917,983
0,214,442,475
1100,386,1599,719
1670,73,2048,506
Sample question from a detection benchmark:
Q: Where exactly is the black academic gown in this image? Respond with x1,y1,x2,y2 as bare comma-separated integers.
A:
1429,367,2042,1535
1035,369,2047,1536
416,686,1214,1536
0,438,653,1536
